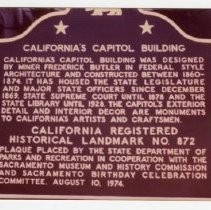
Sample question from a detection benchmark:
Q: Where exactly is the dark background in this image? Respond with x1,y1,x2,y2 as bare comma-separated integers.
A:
0,9,211,39
0,8,211,198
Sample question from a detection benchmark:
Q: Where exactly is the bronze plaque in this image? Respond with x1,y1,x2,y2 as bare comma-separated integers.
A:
0,8,210,199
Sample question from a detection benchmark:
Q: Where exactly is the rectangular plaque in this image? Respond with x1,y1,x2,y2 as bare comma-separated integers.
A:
0,8,211,199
